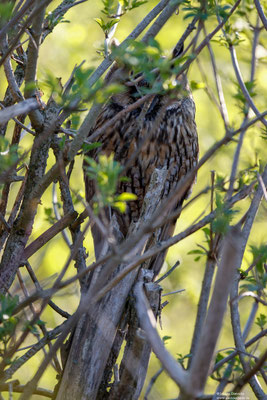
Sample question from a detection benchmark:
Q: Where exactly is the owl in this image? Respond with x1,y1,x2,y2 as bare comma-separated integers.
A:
84,64,198,275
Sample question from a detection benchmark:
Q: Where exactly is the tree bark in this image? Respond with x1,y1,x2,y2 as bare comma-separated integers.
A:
55,168,168,400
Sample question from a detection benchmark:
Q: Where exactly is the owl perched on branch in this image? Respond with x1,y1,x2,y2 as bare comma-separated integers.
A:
84,56,198,271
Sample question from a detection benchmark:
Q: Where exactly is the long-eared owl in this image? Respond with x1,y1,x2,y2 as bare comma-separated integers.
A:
84,63,199,268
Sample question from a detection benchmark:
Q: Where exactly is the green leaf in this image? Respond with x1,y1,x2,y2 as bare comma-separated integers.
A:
162,335,172,344
187,249,205,255
255,314,267,330
116,192,137,201
94,17,105,29
190,80,206,90
113,201,127,213
82,142,102,153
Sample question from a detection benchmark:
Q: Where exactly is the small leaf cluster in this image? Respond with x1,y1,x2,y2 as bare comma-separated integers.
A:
182,0,231,21
233,80,256,114
177,352,191,369
212,192,239,235
113,39,188,97
162,335,172,344
250,244,267,275
94,17,120,38
0,295,19,355
24,319,46,336
45,11,70,33
188,227,210,262
70,66,123,105
218,22,245,47
237,0,257,17
236,161,259,189
0,3,13,22
85,154,137,213
240,243,267,292
119,0,148,12
255,313,266,330
101,0,147,17
96,0,147,39
44,207,57,225
0,137,19,174
211,351,243,382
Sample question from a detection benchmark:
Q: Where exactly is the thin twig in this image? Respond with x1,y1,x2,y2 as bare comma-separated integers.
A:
144,367,163,399
25,262,70,319
155,260,180,284
23,211,78,259
0,0,36,42
0,0,53,67
203,25,229,128
3,321,67,380
232,349,267,393
254,0,267,29
161,289,185,297
229,45,267,128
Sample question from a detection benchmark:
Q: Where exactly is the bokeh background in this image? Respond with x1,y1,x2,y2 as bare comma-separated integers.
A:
1,0,267,398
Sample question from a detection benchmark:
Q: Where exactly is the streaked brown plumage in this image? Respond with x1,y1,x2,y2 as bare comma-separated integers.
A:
84,67,198,271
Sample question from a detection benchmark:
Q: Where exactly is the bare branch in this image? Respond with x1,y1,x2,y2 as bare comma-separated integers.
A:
0,0,36,42
142,0,179,43
232,349,267,393
0,0,53,67
25,262,70,319
230,165,267,398
254,0,267,29
42,0,89,42
23,211,78,260
213,329,267,372
188,256,216,368
3,42,24,102
155,260,180,284
0,384,53,398
24,1,46,130
0,98,39,124
144,368,163,400
187,226,243,397
229,45,267,128
203,25,229,128
3,321,67,380
178,0,242,76
134,274,187,389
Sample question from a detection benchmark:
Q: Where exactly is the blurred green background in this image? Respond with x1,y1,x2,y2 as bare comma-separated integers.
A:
1,0,267,398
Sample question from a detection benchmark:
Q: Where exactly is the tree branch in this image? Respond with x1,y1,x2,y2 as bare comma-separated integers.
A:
254,0,267,29
134,273,187,389
186,226,243,397
230,165,267,399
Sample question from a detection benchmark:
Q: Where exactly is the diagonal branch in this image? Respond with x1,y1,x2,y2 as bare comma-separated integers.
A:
23,211,78,260
229,45,267,128
0,98,39,124
185,226,243,397
134,274,187,389
254,0,267,29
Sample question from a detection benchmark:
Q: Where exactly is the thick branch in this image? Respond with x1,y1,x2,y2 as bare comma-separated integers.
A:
134,276,187,389
186,227,242,398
